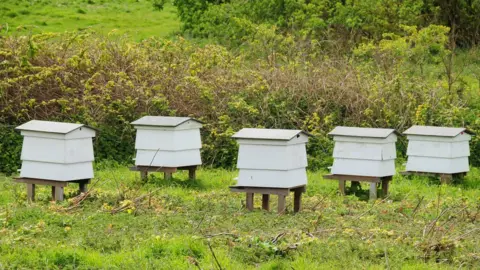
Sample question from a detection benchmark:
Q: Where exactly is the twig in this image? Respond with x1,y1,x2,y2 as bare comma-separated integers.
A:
207,240,223,270
204,233,238,239
411,196,425,220
272,232,286,244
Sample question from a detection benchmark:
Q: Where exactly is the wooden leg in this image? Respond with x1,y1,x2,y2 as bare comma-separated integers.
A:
188,167,196,180
164,172,172,180
369,183,377,200
440,174,452,184
339,180,346,195
262,194,270,211
140,171,148,181
294,189,302,213
246,193,254,211
51,186,56,201
351,181,360,193
381,179,389,197
54,186,64,201
277,195,286,214
79,182,87,193
27,184,35,202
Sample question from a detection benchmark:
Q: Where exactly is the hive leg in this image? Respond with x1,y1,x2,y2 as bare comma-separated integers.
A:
369,183,377,200
339,180,346,195
440,174,452,185
79,182,87,193
51,186,56,201
27,184,35,202
164,172,172,180
293,189,302,213
277,195,286,214
381,179,390,197
262,194,270,211
54,186,64,201
351,181,361,193
246,193,254,211
188,167,196,180
140,170,148,181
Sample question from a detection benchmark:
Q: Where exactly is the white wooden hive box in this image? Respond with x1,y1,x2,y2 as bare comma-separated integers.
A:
232,128,310,188
404,125,472,174
132,116,203,167
329,126,398,177
16,120,96,181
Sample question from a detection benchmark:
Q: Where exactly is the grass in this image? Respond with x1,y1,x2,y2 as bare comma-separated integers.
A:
0,0,180,41
0,165,479,269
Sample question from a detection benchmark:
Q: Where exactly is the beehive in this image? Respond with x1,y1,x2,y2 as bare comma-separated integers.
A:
16,120,96,181
232,128,310,188
404,125,472,174
329,126,398,177
131,116,203,167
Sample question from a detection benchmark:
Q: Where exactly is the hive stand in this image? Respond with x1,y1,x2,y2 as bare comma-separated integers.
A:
14,178,90,202
323,174,392,200
400,171,467,184
129,165,198,181
230,185,305,214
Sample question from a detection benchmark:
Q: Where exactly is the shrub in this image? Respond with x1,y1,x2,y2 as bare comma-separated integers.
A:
0,30,478,174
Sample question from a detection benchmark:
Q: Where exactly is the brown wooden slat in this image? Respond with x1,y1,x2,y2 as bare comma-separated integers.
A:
323,174,386,183
14,178,68,187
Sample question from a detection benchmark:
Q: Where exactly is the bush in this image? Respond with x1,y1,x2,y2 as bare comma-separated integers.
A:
0,30,478,174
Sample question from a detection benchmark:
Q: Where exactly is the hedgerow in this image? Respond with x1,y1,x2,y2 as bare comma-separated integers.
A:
0,28,478,174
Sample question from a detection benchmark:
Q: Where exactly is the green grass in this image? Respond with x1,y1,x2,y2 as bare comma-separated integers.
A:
0,0,180,41
1,165,479,269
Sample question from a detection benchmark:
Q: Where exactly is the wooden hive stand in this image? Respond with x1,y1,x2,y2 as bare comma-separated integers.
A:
400,171,466,184
129,165,198,181
324,174,392,200
14,178,91,202
230,185,306,214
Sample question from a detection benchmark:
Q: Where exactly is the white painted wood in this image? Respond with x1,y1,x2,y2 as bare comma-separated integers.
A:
20,161,94,181
407,140,470,158
329,127,397,177
17,120,96,181
406,133,471,142
21,137,94,163
233,128,309,188
333,134,397,144
331,158,396,177
237,168,307,188
406,156,469,174
132,116,203,168
135,128,201,151
333,141,396,160
237,144,307,170
135,150,202,167
404,126,471,174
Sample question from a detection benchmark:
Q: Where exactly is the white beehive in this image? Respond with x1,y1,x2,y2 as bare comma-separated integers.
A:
329,126,398,177
404,125,472,174
131,116,203,167
16,120,96,181
232,128,310,188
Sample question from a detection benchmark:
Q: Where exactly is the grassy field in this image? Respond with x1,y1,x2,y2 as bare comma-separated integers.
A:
0,166,479,269
0,0,180,40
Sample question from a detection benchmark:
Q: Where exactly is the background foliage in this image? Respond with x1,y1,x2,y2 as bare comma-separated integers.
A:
0,26,479,174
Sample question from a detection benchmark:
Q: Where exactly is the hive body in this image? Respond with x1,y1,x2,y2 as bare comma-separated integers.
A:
404,126,471,174
132,116,202,167
233,128,309,188
16,121,96,181
329,127,398,177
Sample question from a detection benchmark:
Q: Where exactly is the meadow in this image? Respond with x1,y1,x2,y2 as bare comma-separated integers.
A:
0,166,479,269
0,0,180,40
